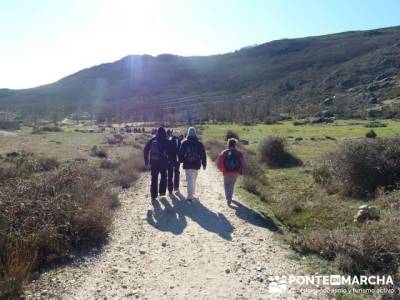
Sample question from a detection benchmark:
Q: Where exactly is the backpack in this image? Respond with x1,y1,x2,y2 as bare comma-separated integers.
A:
224,149,241,171
184,143,199,163
150,139,166,161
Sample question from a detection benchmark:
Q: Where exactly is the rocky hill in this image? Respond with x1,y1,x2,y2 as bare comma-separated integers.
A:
1,26,400,121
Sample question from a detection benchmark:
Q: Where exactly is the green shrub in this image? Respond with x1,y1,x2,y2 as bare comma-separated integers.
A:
14,155,59,175
258,136,302,168
90,145,108,158
225,130,239,141
366,129,377,138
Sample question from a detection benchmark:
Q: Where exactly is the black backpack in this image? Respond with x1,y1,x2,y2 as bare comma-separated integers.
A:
150,140,166,161
224,149,241,171
184,143,199,163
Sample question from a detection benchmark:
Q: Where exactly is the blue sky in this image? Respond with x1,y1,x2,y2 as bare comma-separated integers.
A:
1,0,399,89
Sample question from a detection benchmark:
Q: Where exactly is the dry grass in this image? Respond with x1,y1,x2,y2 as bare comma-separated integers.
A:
316,138,400,197
112,153,145,189
204,139,225,161
295,215,400,276
0,161,117,298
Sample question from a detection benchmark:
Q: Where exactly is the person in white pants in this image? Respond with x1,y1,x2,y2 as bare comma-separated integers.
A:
179,127,207,202
185,169,198,200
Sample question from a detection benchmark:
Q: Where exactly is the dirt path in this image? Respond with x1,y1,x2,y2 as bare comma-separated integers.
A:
26,158,325,299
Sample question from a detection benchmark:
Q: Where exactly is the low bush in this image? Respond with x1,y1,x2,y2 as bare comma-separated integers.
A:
295,215,400,276
365,121,387,128
293,119,309,126
0,121,20,130
258,136,302,168
113,154,145,189
31,126,61,134
312,160,335,185
225,130,239,141
106,134,124,144
366,129,377,138
324,138,400,197
273,194,301,222
90,145,108,158
15,155,59,174
239,150,269,201
0,162,116,298
100,159,118,170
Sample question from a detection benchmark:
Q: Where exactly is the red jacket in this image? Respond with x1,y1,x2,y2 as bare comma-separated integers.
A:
217,148,247,176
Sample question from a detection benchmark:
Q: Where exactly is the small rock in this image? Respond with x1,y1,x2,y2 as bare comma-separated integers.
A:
225,268,231,274
139,249,146,255
161,242,167,247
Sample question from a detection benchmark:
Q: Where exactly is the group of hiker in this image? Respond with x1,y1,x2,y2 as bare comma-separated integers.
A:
143,126,247,205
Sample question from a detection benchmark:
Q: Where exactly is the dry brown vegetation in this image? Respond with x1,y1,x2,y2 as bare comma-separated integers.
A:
314,138,400,197
0,132,146,298
0,161,118,298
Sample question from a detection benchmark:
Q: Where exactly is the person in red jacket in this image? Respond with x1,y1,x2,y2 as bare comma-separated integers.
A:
217,138,247,206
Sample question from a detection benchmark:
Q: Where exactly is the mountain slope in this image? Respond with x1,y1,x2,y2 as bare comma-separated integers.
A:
1,26,400,120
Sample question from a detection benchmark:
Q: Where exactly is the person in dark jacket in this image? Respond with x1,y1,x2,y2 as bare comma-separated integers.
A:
167,129,182,194
178,127,207,202
144,127,169,200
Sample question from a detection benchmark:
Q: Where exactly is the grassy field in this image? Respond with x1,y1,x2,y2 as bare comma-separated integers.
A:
0,124,149,161
201,119,400,297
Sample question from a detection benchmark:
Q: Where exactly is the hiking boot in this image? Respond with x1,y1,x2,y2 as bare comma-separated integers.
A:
187,198,192,202
227,199,232,206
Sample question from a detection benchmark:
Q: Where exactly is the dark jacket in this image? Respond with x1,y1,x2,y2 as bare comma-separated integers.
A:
167,137,181,164
179,136,207,170
144,128,168,167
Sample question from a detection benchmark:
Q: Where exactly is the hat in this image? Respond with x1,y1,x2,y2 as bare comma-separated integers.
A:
156,127,166,139
187,127,196,137
172,129,181,137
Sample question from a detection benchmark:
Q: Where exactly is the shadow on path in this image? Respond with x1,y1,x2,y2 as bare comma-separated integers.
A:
230,200,280,233
171,193,233,240
146,198,187,235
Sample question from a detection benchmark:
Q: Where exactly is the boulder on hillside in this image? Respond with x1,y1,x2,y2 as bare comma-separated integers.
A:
367,96,379,104
366,107,383,118
354,205,380,223
322,96,335,106
321,110,334,117
311,117,334,124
